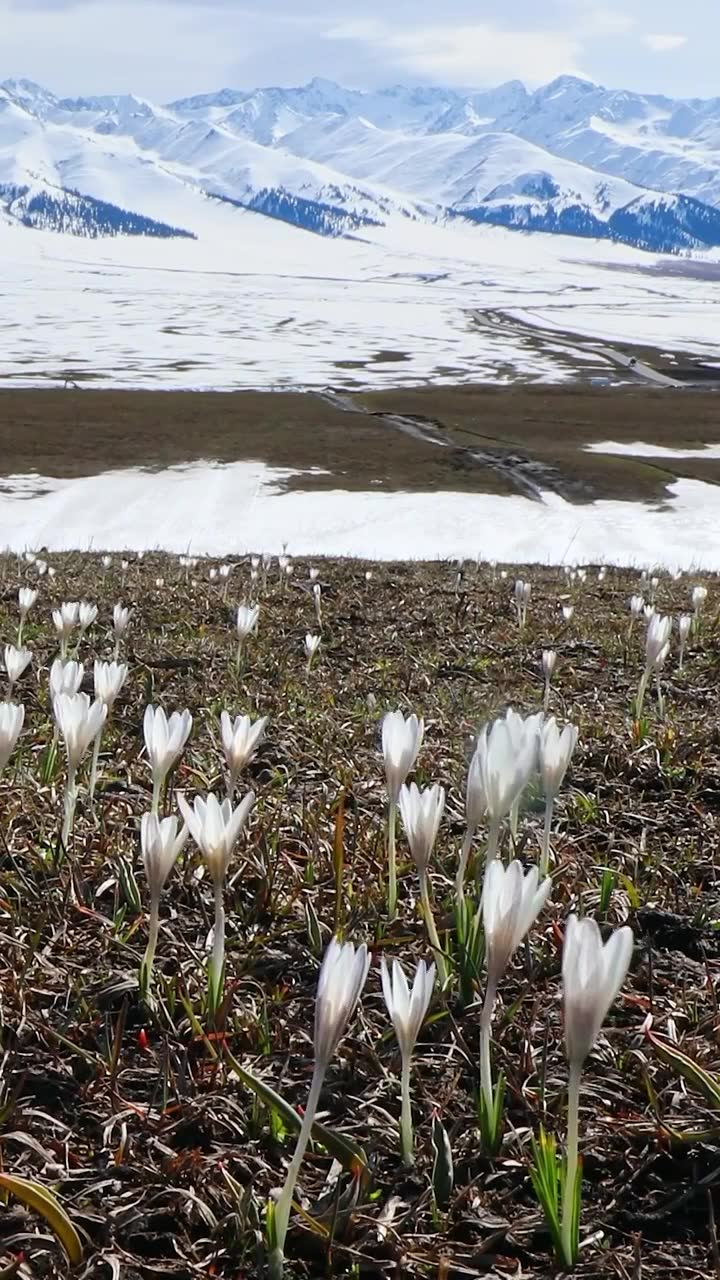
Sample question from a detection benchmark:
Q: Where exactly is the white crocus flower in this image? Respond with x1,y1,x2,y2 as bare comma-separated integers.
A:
476,718,537,861
678,613,692,670
538,718,579,875
235,603,259,670
504,708,543,840
53,601,80,658
3,644,32,695
514,578,531,627
113,603,131,657
562,604,574,623
140,812,188,996
399,782,447,984
78,601,98,634
637,613,671,718
691,584,707,615
88,660,129,809
17,587,37,643
304,632,321,670
50,658,84,701
381,957,435,1165
143,705,192,813
220,711,268,798
178,791,255,1007
53,692,107,847
0,702,24,775
480,860,551,1129
270,939,370,1280
382,710,424,919
560,916,633,1262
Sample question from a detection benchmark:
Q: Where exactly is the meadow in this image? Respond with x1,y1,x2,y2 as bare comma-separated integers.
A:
0,551,718,1280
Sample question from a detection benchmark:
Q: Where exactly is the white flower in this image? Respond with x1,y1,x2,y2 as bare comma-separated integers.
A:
4,645,32,686
562,915,633,1067
220,711,268,777
143,705,193,788
398,782,445,872
381,957,435,1062
629,595,644,618
646,613,671,670
692,585,707,613
542,650,557,680
678,614,692,643
113,604,131,638
50,658,84,700
54,692,107,771
309,567,319,580
476,718,537,825
539,717,578,801
18,587,37,617
562,604,574,622
382,710,424,804
178,791,255,883
53,601,80,642
314,938,371,1068
0,702,24,774
236,604,260,640
78,601,98,633
141,812,188,899
483,859,551,990
465,745,487,833
304,633,321,659
94,660,128,709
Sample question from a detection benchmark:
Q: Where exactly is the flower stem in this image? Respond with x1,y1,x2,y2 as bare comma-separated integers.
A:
479,976,497,1115
61,765,78,851
635,665,649,719
485,817,500,863
561,1059,582,1266
539,797,554,878
455,826,474,911
269,1062,326,1280
543,678,551,712
140,890,161,998
400,1053,413,1166
387,798,398,920
151,775,162,816
209,876,226,1013
419,867,448,987
88,727,103,812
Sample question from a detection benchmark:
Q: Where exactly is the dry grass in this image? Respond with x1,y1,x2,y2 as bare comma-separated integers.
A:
0,553,719,1279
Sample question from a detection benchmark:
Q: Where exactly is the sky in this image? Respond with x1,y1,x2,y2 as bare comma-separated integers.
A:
1,0,714,101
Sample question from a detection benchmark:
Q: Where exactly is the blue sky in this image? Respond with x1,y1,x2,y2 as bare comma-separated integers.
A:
1,0,713,100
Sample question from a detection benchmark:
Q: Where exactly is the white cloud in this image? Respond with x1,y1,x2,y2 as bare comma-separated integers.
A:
643,33,689,52
326,21,585,86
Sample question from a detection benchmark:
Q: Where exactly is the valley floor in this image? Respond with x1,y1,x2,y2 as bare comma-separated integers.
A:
2,386,720,567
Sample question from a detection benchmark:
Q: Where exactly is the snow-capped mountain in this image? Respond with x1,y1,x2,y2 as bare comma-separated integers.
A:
2,74,720,253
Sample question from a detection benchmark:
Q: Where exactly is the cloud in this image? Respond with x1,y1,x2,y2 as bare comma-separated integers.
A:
325,21,585,86
643,33,689,52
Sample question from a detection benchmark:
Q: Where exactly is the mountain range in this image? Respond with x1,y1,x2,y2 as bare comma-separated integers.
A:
2,74,720,253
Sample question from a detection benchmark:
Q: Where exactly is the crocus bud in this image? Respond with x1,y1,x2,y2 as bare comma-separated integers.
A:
542,649,557,680
483,859,551,990
562,915,633,1068
113,603,131,638
629,595,644,618
304,633,321,660
314,938,371,1068
691,585,707,613
53,602,80,644
398,782,445,872
18,587,37,617
382,710,424,804
78,601,98,633
0,702,24,774
141,812,188,899
678,614,692,643
539,717,578,801
236,603,259,640
143,705,193,790
54,692,107,772
645,613,671,670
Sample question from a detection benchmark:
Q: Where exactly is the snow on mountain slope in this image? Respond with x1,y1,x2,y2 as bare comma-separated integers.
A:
3,74,720,253
280,114,641,214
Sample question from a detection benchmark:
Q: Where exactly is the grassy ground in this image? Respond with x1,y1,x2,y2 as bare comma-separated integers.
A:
2,387,720,503
1,554,719,1279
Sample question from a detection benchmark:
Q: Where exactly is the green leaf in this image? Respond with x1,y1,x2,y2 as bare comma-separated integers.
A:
0,1173,83,1265
430,1113,454,1211
646,1026,720,1110
477,1073,505,1156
